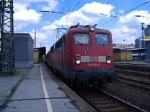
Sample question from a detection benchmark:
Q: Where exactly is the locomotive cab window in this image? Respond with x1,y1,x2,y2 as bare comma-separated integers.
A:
74,34,90,45
96,34,110,45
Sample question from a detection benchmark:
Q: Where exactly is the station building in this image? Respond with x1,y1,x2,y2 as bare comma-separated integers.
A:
135,25,150,48
14,33,34,68
113,48,133,61
5,33,34,69
114,25,150,63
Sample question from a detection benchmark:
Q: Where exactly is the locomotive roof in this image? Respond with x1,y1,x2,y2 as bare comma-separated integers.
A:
69,27,109,31
49,24,111,50
67,24,111,33
67,27,111,34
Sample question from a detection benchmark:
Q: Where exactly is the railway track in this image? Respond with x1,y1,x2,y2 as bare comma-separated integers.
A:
115,69,150,91
115,63,150,91
48,63,149,111
77,88,145,112
110,62,150,111
114,62,150,73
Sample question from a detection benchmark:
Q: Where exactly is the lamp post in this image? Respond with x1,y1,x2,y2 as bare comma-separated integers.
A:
135,15,145,38
135,15,147,48
123,39,126,61
135,15,150,35
141,22,144,38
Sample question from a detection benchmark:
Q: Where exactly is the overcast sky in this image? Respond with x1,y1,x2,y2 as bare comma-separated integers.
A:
14,0,150,51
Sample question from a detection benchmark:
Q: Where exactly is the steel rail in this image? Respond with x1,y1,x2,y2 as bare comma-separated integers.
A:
101,90,146,112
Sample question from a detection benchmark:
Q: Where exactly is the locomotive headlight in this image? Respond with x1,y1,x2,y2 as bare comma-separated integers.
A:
107,60,111,64
76,60,81,64
75,54,81,64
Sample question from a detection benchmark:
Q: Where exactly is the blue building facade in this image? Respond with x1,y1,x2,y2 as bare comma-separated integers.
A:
135,25,150,49
135,38,145,48
145,41,150,63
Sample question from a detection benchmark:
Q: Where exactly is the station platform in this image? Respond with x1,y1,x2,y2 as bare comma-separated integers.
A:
0,64,96,112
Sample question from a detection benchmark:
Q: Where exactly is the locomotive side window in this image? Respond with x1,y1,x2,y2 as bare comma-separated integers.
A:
50,45,55,52
96,34,110,45
74,34,90,45
55,39,62,51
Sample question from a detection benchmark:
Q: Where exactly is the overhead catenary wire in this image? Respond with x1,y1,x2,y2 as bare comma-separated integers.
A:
71,0,81,12
106,0,114,4
121,0,150,16
68,0,70,12
100,18,116,27
100,0,150,27
61,0,67,14
60,0,82,28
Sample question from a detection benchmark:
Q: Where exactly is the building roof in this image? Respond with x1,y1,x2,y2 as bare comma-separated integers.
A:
113,47,145,51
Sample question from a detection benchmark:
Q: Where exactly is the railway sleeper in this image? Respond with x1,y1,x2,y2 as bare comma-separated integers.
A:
96,103,123,109
118,75,150,85
92,100,115,105
87,97,108,101
117,78,150,90
114,64,150,73
100,106,127,112
115,69,150,79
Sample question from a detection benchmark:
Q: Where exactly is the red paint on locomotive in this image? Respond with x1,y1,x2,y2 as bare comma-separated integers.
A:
46,25,117,86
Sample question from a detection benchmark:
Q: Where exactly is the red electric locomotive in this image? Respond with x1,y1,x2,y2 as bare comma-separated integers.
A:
46,24,117,87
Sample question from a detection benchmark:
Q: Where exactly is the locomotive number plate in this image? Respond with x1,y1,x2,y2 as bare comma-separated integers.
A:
88,63,100,67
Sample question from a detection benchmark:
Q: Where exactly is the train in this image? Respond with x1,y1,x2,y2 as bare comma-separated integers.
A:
46,24,117,87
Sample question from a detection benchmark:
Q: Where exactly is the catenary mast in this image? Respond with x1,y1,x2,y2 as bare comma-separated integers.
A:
0,0,15,73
